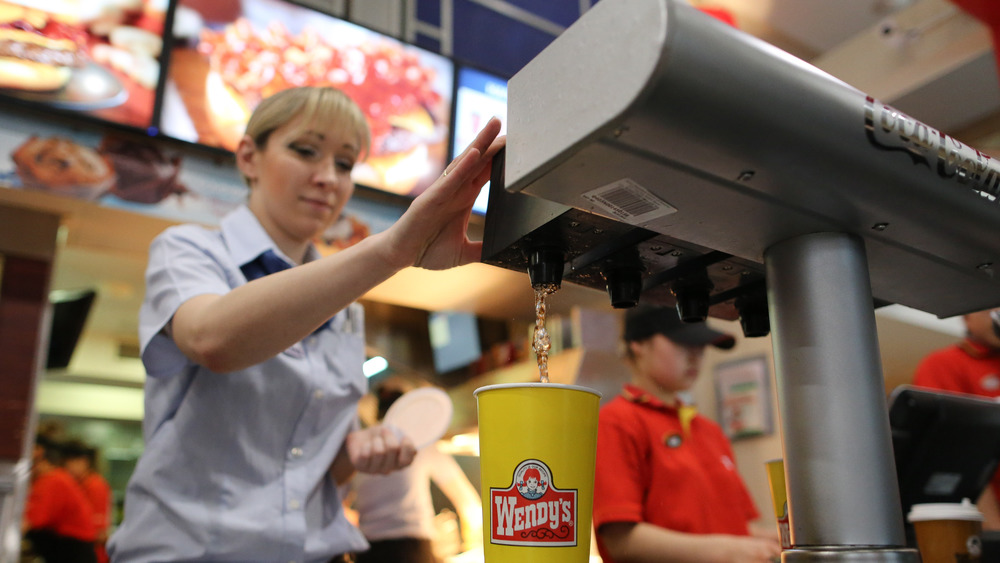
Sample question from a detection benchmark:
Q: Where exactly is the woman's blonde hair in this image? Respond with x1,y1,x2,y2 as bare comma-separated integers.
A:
241,87,371,183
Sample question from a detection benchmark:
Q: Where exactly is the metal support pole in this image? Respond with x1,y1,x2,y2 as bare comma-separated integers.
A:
764,232,918,562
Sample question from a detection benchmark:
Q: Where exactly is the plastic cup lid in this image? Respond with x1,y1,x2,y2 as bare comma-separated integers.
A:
907,498,984,522
382,387,453,450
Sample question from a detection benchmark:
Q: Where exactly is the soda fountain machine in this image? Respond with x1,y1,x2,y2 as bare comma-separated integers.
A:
481,0,1000,560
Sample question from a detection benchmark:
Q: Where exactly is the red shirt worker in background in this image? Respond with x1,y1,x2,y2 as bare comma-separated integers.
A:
64,439,113,563
593,305,781,563
23,435,98,563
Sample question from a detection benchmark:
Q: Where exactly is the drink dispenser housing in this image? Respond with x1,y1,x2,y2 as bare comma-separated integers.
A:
480,0,1000,560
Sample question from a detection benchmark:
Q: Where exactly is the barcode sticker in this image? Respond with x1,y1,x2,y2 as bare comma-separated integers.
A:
581,179,677,224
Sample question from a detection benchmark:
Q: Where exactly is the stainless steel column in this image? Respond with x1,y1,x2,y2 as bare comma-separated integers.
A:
765,232,918,562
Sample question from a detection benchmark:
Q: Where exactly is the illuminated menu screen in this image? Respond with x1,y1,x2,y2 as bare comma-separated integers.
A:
0,0,168,130
452,65,507,214
161,0,454,197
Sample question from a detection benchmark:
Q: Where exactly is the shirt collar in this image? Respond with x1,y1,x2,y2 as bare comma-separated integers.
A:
220,205,319,268
961,337,1000,359
621,384,681,412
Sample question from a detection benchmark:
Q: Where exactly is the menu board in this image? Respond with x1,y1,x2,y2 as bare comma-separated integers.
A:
0,106,246,224
161,0,454,197
0,0,168,130
0,101,399,250
452,65,507,214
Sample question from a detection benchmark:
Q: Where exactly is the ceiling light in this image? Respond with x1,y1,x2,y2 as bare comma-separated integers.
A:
363,356,389,378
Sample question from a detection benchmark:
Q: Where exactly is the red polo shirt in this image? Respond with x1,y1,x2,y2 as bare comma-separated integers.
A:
913,339,1000,398
24,467,98,542
81,472,112,563
593,385,759,562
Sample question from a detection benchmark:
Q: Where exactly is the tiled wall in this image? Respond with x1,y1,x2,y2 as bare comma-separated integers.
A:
414,0,595,77
309,0,598,78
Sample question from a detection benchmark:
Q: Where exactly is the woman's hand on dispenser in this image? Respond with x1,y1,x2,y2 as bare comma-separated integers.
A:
379,117,504,272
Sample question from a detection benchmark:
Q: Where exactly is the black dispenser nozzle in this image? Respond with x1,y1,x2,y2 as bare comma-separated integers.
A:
604,267,643,309
735,286,770,338
672,275,713,323
528,247,564,289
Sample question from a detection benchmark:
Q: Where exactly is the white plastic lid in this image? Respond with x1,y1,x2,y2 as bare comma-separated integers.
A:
907,498,984,522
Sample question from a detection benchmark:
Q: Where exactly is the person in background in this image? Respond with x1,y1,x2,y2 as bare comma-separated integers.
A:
22,435,98,563
107,86,504,562
912,307,1000,530
351,379,483,563
63,439,112,563
593,305,782,563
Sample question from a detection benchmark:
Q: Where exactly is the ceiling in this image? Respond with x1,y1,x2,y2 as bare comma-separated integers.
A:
700,0,1000,151
24,0,997,347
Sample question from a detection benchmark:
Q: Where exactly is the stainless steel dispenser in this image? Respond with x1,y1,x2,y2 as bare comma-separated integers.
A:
481,0,1000,560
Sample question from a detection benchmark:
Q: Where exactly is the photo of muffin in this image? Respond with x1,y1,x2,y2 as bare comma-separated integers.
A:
99,134,186,204
11,135,116,200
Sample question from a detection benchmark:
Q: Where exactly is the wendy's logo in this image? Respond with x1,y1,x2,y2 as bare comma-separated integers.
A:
489,459,578,547
515,461,549,499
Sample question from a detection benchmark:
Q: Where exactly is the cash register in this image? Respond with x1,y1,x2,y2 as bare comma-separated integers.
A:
889,385,1000,560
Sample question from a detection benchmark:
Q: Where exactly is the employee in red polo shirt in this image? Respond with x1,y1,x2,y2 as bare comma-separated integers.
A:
63,439,112,563
593,305,781,563
23,435,98,563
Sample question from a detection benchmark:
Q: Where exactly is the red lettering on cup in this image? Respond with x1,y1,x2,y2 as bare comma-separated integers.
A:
489,459,577,547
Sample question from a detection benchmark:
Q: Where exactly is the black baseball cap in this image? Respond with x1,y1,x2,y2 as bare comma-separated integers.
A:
624,305,736,349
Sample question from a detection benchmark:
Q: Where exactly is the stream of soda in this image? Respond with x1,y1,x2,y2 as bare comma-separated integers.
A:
532,283,558,383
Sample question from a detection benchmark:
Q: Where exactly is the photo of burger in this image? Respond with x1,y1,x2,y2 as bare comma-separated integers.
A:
0,0,167,129
0,2,87,92
162,0,454,197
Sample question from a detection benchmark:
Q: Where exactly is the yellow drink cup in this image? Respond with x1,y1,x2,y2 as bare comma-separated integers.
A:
475,382,601,562
765,458,791,549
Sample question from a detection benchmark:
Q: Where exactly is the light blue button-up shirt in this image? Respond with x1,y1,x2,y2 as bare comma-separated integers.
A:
108,206,369,563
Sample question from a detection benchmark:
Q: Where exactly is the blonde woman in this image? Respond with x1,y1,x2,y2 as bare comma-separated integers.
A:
109,87,503,563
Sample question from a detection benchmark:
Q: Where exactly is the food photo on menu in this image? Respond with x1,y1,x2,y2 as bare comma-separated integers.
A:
0,105,242,225
5,130,387,250
0,0,167,129
4,130,228,220
162,0,455,197
0,106,386,250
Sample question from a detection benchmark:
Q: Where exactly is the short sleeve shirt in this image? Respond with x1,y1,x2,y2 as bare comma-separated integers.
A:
352,445,453,541
81,473,111,530
24,468,97,542
913,339,1000,398
108,206,369,563
593,385,759,562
